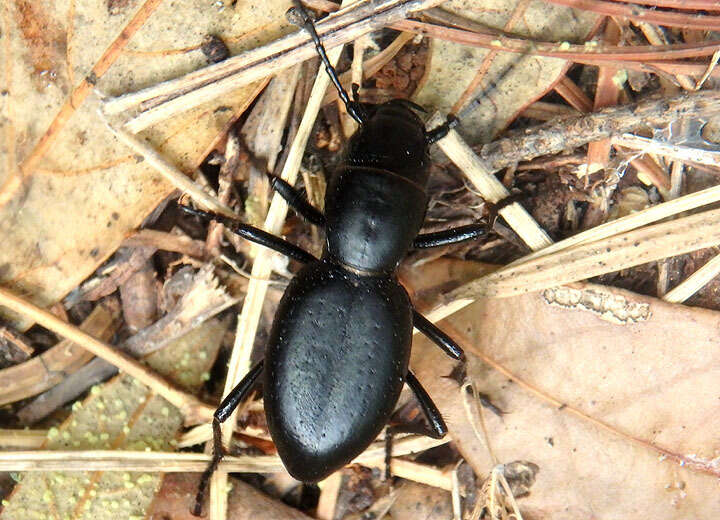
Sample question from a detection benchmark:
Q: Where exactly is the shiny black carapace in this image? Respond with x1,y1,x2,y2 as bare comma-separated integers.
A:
190,2,485,514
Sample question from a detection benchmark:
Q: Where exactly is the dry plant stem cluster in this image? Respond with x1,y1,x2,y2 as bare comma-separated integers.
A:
0,435,447,482
0,287,214,425
101,0,447,132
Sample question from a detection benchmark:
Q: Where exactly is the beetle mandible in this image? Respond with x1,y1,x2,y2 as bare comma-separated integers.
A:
188,1,486,513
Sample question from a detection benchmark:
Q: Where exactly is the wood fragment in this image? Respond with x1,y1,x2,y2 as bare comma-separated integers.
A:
122,229,207,258
473,90,720,173
0,299,120,406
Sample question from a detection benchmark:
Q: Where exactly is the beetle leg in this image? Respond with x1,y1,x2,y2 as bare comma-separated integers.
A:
425,114,459,144
179,205,316,264
194,360,265,516
412,310,465,361
405,370,447,439
267,173,326,227
412,223,486,249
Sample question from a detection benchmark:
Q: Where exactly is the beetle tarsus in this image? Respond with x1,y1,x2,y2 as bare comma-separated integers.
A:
406,370,448,439
193,361,265,516
193,417,225,516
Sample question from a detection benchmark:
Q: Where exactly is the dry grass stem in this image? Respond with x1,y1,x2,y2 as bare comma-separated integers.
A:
0,430,45,449
316,472,343,520
612,133,720,168
0,287,214,424
0,434,444,472
452,206,720,300
363,459,454,491
103,120,236,219
510,181,720,266
663,251,720,303
101,0,446,130
430,113,553,251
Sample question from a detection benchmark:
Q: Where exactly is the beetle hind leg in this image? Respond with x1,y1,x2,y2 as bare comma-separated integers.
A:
193,360,265,516
405,370,448,439
412,309,465,361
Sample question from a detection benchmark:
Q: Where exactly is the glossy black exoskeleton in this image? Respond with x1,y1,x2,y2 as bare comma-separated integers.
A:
189,2,486,514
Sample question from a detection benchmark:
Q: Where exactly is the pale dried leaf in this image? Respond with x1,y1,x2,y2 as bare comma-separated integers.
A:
413,0,598,143
410,260,720,519
0,0,292,327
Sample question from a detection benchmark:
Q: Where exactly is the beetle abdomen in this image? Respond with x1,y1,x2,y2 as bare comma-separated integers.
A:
264,261,413,482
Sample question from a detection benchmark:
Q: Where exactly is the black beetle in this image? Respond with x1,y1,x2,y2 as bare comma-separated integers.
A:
188,1,485,513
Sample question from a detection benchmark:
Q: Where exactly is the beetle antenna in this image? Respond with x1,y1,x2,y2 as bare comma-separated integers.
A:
288,0,367,124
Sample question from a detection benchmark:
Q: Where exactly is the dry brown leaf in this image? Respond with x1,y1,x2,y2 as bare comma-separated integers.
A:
0,317,227,520
409,259,720,518
0,0,293,328
413,0,598,143
148,473,313,520
389,481,453,520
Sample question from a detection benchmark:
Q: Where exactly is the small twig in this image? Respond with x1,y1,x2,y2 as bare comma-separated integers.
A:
473,90,720,173
545,0,720,30
0,287,213,424
429,113,553,251
391,19,720,63
612,134,720,169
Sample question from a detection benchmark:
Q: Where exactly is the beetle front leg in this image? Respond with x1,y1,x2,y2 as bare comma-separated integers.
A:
193,360,265,516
